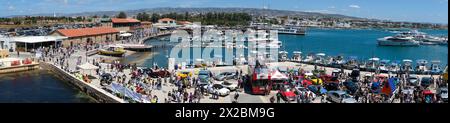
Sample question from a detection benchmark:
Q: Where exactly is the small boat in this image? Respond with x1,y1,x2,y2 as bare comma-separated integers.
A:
314,53,326,65
291,51,302,63
302,54,315,64
379,59,390,73
330,55,345,68
430,60,442,75
401,59,414,74
278,51,288,62
367,58,380,72
388,61,401,74
415,59,429,74
98,45,126,57
344,56,359,70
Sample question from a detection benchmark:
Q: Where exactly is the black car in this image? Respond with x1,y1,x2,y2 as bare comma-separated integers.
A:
420,77,433,87
324,82,339,91
343,81,358,95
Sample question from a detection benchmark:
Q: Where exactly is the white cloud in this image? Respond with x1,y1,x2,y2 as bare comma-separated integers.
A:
8,5,15,11
349,5,361,9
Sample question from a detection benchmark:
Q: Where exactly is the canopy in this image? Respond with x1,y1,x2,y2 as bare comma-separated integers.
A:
403,59,413,63
369,58,380,61
271,70,288,80
316,53,326,56
11,36,67,43
305,72,313,76
293,51,302,54
77,63,99,70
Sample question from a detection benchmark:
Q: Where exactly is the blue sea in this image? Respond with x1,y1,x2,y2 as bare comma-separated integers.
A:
123,28,448,68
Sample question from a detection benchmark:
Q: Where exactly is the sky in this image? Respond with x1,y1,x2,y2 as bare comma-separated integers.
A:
0,0,448,24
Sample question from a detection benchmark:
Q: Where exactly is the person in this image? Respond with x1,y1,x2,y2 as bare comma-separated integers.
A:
234,92,240,103
270,96,275,103
276,91,282,103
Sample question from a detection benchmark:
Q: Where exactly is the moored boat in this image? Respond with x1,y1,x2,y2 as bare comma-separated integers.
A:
98,45,126,57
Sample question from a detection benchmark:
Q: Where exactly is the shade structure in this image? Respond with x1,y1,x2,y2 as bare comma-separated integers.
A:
77,62,99,70
271,70,288,80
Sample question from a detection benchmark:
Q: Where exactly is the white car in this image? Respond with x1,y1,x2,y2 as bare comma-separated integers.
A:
221,81,238,91
211,84,231,96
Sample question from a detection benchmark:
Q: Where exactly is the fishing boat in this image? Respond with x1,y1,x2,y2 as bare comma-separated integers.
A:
302,54,315,64
379,60,390,73
359,61,367,71
330,55,345,68
388,61,401,74
274,27,306,35
344,56,359,70
324,56,334,67
314,53,326,66
278,51,288,62
430,60,443,75
291,51,302,63
98,45,126,57
367,58,380,72
401,59,414,74
415,59,429,74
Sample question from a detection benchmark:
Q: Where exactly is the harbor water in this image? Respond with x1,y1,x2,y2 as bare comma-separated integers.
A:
122,28,448,68
0,70,96,103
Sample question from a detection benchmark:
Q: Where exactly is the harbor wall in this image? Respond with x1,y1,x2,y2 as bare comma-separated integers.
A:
40,62,125,103
0,64,39,74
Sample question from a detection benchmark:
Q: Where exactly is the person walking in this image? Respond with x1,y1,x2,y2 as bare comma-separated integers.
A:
233,92,240,103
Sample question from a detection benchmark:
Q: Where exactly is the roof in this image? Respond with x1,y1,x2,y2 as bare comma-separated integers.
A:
141,21,152,24
56,27,119,38
10,36,68,43
159,18,175,22
111,18,141,23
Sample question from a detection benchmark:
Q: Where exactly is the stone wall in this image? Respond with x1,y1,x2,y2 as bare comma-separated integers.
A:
40,62,125,103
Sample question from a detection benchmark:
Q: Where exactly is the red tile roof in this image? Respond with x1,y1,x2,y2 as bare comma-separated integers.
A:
56,27,119,38
111,18,141,23
159,18,175,22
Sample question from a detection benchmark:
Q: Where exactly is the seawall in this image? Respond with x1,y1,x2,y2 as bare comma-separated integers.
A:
40,62,125,103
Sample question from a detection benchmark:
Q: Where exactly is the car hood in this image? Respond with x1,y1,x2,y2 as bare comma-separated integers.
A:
283,92,296,97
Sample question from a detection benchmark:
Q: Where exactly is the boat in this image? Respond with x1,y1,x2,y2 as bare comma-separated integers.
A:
98,45,126,57
275,27,306,35
377,35,420,46
314,53,326,65
379,60,390,73
430,60,443,75
388,61,401,74
278,51,288,62
401,59,414,74
367,58,380,72
344,56,359,70
415,59,429,74
291,51,302,63
302,54,315,64
330,55,345,68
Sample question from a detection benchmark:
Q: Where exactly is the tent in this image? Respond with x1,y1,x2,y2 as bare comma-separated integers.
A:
271,70,288,80
77,62,99,76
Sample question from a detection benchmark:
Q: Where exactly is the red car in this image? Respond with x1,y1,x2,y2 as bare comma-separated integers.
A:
280,85,297,101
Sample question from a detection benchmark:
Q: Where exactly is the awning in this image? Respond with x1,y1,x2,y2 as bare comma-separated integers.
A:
271,70,288,80
10,36,67,43
77,63,99,70
119,33,133,37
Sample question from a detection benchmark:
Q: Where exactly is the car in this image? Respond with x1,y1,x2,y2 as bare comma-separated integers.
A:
420,77,433,88
401,86,414,95
211,84,231,96
221,80,238,91
213,72,237,81
326,91,357,103
198,70,212,86
407,74,420,86
438,87,448,102
343,81,359,95
280,85,297,101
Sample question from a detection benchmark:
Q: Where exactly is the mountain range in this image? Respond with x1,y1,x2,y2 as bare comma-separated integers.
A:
8,7,366,20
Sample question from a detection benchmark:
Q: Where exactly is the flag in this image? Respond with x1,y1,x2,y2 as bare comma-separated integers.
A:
382,78,396,96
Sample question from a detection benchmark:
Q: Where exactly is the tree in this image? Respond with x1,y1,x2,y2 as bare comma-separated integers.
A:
117,12,127,18
102,14,109,18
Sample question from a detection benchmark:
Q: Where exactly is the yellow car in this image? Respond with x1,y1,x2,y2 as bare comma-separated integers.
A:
177,71,192,79
309,76,323,85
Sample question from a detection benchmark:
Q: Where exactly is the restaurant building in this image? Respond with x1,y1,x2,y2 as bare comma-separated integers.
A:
111,18,141,32
51,27,120,47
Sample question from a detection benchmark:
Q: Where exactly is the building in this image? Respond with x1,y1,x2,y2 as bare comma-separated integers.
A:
6,36,67,52
111,18,141,32
158,18,177,26
51,27,119,47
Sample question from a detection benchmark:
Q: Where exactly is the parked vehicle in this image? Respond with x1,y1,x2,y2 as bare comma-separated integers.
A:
213,72,237,81
407,74,420,86
211,84,231,96
221,81,238,91
326,91,357,103
280,85,297,101
420,77,433,88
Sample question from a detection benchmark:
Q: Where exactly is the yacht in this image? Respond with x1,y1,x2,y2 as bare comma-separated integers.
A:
367,58,380,72
344,56,359,70
278,51,288,62
401,59,414,74
377,35,420,46
388,62,401,74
